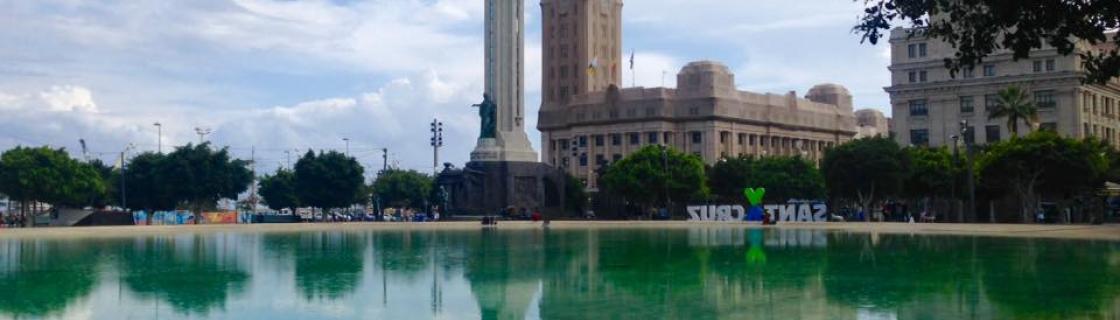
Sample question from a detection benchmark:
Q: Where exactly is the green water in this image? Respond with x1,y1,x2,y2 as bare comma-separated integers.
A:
1,227,1118,320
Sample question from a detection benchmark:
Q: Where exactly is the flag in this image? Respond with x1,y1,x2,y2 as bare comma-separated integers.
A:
587,57,599,76
629,50,635,70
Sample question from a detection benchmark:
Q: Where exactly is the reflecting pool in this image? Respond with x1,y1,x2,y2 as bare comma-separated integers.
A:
1,227,1119,319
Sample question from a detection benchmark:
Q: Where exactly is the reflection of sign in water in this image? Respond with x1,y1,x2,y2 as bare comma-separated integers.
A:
688,187,829,222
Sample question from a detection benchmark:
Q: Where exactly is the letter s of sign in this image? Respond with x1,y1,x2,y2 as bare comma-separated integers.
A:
688,206,701,221
812,203,828,222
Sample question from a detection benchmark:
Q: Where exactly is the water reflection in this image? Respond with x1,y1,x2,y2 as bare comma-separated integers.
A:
0,227,1117,319
116,235,250,315
0,240,99,318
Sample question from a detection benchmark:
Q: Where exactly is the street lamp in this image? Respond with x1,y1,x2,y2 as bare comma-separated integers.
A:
342,138,351,157
960,119,977,223
430,119,444,175
951,134,960,222
194,127,212,144
153,122,162,154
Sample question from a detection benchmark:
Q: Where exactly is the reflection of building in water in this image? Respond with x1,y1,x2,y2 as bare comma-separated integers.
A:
465,230,544,320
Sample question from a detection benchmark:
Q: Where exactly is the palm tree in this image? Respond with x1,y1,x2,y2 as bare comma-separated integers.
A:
988,86,1040,138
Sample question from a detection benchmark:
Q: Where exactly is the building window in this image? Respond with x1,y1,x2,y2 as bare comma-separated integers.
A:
559,139,569,150
918,43,927,57
595,154,606,166
907,44,917,58
908,99,928,116
986,125,1001,142
579,153,588,167
738,133,747,145
626,108,636,117
688,107,700,116
629,133,640,145
647,132,659,144
594,135,604,147
960,96,975,114
910,129,929,146
963,126,976,145
908,71,917,83
1033,60,1043,73
983,64,995,77
1046,59,1055,71
611,134,621,146
1034,90,1056,109
609,110,619,119
645,108,656,116
578,136,587,147
691,132,702,144
963,68,975,79
919,70,928,82
985,94,1000,113
1040,122,1058,132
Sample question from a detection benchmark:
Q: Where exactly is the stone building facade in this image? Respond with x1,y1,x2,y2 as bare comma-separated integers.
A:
536,0,857,188
886,28,1120,147
540,0,624,107
855,108,891,139
539,61,857,188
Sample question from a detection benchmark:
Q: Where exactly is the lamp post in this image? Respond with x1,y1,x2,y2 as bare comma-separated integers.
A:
153,122,162,154
120,143,136,210
951,134,960,222
194,127,212,144
961,120,977,222
343,138,351,157
430,119,443,175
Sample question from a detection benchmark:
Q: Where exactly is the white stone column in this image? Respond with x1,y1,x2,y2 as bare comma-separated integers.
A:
473,0,538,163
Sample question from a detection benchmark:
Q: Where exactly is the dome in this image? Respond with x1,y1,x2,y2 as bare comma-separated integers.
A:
679,60,732,75
806,83,851,97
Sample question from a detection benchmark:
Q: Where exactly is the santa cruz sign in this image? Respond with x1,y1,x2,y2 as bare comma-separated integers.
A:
687,187,829,222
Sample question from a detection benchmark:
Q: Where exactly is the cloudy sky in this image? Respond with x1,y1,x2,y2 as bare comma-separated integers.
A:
0,0,891,177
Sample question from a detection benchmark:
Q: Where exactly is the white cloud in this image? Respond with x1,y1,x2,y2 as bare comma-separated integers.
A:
0,0,898,174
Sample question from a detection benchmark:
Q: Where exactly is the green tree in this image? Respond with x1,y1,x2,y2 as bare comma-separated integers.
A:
294,150,365,212
0,147,105,226
122,152,176,211
259,169,299,212
977,131,1110,222
901,147,955,199
707,156,755,203
988,86,1040,138
708,156,825,203
373,169,432,209
821,137,904,220
565,174,588,214
87,159,118,209
161,143,253,215
855,0,1120,84
600,145,708,213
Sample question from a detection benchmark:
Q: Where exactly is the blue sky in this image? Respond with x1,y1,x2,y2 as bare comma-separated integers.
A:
0,0,891,177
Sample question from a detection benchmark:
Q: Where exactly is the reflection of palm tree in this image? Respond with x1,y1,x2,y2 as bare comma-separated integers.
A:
119,236,249,316
988,86,1039,138
0,241,100,318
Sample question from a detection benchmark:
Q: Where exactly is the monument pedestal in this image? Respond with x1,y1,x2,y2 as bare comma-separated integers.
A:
437,161,569,217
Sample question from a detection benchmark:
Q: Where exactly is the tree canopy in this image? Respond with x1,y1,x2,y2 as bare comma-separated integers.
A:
372,169,432,209
160,143,252,213
977,131,1110,222
856,0,1120,84
600,145,708,209
0,146,105,212
294,150,365,211
708,156,825,203
901,147,955,200
259,169,299,211
821,137,904,218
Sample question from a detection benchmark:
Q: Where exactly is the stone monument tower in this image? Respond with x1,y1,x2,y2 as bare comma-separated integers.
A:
436,0,569,217
471,0,538,163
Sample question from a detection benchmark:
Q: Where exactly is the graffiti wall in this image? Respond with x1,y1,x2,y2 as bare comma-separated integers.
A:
133,210,195,225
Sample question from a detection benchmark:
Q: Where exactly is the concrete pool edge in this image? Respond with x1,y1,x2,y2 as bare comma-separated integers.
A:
1,221,1118,241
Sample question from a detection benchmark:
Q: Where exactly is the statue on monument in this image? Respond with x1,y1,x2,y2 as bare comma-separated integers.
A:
472,93,498,139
